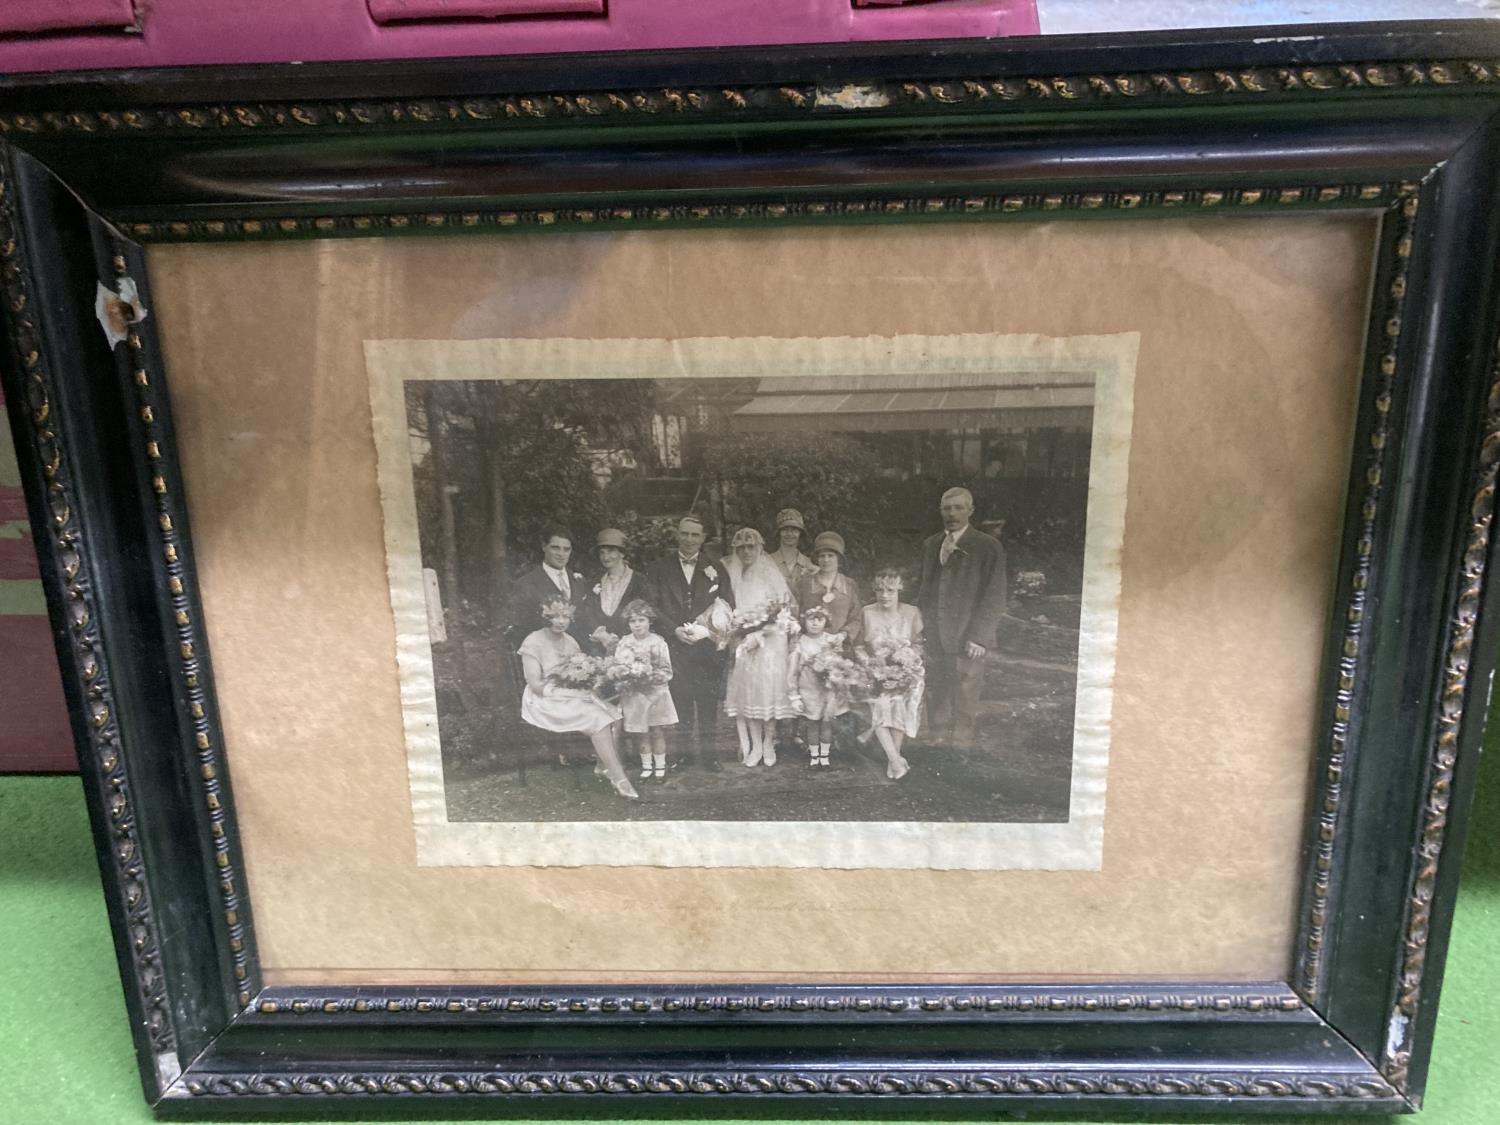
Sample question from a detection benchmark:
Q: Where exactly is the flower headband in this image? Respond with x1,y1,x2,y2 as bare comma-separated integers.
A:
621,598,658,621
539,596,576,620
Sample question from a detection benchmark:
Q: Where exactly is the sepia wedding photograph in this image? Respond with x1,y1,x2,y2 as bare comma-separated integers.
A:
368,333,1135,869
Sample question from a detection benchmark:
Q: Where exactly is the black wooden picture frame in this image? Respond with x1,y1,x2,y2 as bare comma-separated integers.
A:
3,19,1500,1115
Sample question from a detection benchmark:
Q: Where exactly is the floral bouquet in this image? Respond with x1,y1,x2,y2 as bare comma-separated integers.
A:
855,638,924,698
789,639,855,714
805,638,853,685
595,652,669,700
683,597,734,647
544,653,605,693
729,597,801,654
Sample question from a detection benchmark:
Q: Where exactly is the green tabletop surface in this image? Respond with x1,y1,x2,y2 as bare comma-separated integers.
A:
3,714,1496,1124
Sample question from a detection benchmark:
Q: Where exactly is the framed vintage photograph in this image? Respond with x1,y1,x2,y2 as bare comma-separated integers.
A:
3,19,1499,1114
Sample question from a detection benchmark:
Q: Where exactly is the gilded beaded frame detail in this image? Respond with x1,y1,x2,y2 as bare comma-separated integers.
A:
116,174,1419,1024
0,160,177,1052
2,56,1499,139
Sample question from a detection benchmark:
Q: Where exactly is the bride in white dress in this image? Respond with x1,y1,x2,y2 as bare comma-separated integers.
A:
722,527,798,767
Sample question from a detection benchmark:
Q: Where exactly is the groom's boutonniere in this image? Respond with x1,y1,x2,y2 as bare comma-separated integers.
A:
703,565,717,580
592,583,603,596
572,571,584,581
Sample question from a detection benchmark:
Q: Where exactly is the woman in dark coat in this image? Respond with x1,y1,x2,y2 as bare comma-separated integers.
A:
792,531,863,646
791,531,864,758
577,527,649,654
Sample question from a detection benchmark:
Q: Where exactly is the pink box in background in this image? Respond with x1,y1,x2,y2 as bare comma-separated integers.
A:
368,1,608,22
0,0,1037,72
1,384,73,773
0,0,137,37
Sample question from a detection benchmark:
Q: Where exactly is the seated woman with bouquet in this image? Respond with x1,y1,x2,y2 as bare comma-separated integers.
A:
602,599,678,780
516,596,636,800
856,568,925,781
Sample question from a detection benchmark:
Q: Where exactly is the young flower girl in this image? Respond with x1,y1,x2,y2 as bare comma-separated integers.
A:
786,605,849,768
608,599,678,779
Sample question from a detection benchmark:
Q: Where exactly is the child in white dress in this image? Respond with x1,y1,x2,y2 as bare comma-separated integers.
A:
612,599,678,779
787,606,848,768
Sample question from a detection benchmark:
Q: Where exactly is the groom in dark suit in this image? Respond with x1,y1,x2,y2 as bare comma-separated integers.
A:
643,516,733,769
915,487,1008,750
508,525,587,641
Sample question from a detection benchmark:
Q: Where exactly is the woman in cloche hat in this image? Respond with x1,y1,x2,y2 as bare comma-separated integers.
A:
790,531,864,762
767,510,816,755
768,508,816,584
793,531,863,644
577,527,648,655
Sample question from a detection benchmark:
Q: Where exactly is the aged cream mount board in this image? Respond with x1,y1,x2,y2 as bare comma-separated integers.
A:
2,20,1499,1116
147,217,1356,991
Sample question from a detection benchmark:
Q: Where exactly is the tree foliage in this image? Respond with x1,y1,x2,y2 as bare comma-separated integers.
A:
705,432,882,555
605,509,685,564
455,379,655,566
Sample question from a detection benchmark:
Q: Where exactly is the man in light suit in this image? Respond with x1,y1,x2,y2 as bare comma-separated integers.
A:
508,525,587,642
915,487,1008,750
642,516,734,769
